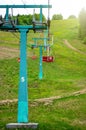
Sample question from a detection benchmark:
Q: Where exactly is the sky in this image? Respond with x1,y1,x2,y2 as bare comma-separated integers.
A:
0,0,86,19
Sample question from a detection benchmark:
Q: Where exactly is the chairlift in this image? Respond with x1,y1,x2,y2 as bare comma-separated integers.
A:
31,44,38,49
18,58,20,62
31,44,38,60
32,55,37,60
3,8,18,29
42,56,54,62
32,8,47,33
30,28,54,62
42,46,54,62
42,31,54,62
0,15,4,26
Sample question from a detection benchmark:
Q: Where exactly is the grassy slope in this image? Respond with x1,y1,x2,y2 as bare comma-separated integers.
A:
0,19,86,129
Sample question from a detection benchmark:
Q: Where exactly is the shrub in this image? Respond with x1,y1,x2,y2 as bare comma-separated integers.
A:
83,37,86,44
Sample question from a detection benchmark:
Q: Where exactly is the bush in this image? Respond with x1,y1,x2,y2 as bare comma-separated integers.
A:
83,37,86,44
68,15,76,19
78,8,86,39
52,14,63,20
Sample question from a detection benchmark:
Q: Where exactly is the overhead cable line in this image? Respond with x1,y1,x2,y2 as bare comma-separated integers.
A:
10,31,20,40
47,0,50,19
47,0,51,38
20,0,29,15
10,0,19,15
21,0,26,5
33,0,35,4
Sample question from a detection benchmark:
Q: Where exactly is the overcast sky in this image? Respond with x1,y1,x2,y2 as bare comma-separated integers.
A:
0,0,86,19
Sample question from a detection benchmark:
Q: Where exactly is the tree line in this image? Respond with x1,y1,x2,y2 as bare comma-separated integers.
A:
14,13,46,25
13,9,86,44
78,8,86,43
52,9,86,44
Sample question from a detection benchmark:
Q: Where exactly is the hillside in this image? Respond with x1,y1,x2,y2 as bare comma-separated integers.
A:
0,19,86,130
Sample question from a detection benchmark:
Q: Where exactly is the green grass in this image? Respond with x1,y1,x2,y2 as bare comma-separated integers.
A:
0,31,20,48
0,19,86,129
0,94,86,130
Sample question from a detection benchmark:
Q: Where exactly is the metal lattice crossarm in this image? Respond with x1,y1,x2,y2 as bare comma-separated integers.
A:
0,24,48,31
0,5,52,8
0,4,52,31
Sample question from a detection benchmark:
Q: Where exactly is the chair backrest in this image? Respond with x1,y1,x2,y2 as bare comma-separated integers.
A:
42,56,54,62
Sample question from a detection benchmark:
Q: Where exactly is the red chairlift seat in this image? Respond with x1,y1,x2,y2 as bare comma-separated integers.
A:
17,56,37,62
18,58,20,62
42,56,54,62
32,55,37,60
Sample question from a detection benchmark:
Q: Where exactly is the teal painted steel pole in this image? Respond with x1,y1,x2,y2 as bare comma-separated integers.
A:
40,8,42,22
44,30,48,51
44,39,47,51
0,5,52,9
18,28,28,123
39,46,43,79
5,7,9,21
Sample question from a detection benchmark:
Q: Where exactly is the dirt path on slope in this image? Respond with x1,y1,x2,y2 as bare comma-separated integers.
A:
63,39,86,55
0,46,19,59
0,88,86,106
0,46,31,59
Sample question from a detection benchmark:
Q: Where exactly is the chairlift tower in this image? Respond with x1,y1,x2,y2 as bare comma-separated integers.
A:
32,37,49,79
0,4,52,129
31,29,54,80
